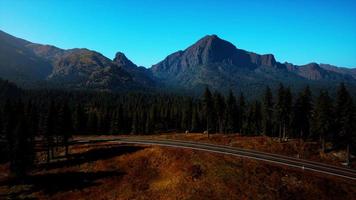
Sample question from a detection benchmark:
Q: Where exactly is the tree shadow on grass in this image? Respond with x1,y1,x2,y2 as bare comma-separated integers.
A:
38,145,145,170
1,170,123,198
0,144,144,198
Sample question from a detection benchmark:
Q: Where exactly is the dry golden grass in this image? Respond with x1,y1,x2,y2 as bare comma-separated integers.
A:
0,135,355,199
145,133,354,167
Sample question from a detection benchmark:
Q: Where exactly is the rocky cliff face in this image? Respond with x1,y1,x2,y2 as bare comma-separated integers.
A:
151,35,356,95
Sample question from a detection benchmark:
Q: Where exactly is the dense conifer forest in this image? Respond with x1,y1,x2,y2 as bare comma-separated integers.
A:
0,78,355,177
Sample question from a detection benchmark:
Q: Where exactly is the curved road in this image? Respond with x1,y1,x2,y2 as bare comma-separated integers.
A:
75,137,356,181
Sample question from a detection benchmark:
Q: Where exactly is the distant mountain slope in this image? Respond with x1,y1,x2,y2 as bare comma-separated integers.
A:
0,30,52,84
151,35,356,96
0,30,155,91
319,64,356,79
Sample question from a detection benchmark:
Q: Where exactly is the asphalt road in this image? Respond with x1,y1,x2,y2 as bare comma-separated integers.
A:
75,137,356,181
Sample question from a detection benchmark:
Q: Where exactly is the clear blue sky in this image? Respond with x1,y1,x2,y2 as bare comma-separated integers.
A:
1,0,355,67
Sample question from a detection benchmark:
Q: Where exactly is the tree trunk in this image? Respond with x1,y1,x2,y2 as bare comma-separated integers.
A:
320,134,325,153
47,147,50,163
65,143,69,158
300,130,303,140
51,145,54,159
207,118,209,139
346,143,350,167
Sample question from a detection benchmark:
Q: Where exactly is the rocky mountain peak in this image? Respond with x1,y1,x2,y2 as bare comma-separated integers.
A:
113,52,136,67
180,34,238,67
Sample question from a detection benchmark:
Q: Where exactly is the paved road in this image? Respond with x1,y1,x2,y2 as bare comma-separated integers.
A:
75,137,356,181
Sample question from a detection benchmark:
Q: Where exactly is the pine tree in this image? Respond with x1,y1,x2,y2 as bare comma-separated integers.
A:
0,110,2,138
203,87,213,137
3,100,15,152
226,90,238,133
292,86,312,140
57,101,73,157
238,93,246,135
73,103,87,134
276,84,285,139
283,87,292,139
312,90,334,152
253,101,262,135
87,111,98,134
276,84,292,140
2,100,15,163
181,98,193,132
145,105,155,134
131,110,139,134
213,92,225,134
44,100,56,162
10,101,34,177
191,106,199,132
335,83,355,166
110,109,120,134
262,86,273,136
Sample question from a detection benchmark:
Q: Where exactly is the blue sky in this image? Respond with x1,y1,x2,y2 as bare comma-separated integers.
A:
1,0,355,67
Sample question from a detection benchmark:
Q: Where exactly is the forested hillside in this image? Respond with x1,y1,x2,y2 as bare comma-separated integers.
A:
0,78,355,176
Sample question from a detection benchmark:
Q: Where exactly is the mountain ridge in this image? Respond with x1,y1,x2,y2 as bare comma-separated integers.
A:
0,30,355,96
0,30,155,91
151,34,356,95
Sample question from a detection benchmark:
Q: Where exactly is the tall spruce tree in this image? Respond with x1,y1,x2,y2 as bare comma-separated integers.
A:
191,106,200,132
181,98,193,132
284,87,292,139
238,93,246,134
335,83,355,165
57,101,73,157
292,86,312,140
262,86,274,136
203,87,213,137
312,90,334,152
73,103,87,134
10,101,34,177
44,100,56,162
110,109,120,134
276,84,292,140
253,101,262,135
87,111,98,134
225,90,238,133
214,92,226,134
276,84,285,139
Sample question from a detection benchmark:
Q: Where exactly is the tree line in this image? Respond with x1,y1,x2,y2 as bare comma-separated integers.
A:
0,79,355,176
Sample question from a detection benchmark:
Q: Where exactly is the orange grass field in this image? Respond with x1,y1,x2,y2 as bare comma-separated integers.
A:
0,133,355,199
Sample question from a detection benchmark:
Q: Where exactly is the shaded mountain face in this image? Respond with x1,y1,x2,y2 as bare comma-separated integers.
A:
113,52,156,87
0,30,153,91
0,30,52,84
151,35,356,96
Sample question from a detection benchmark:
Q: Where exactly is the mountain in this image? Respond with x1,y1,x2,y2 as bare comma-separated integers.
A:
151,35,356,96
0,30,154,91
0,30,52,84
319,64,356,79
0,30,355,96
113,52,156,87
